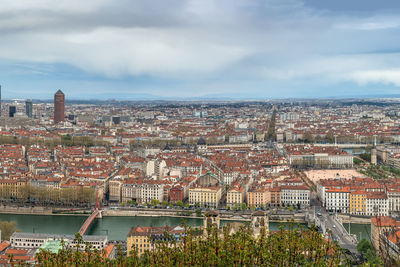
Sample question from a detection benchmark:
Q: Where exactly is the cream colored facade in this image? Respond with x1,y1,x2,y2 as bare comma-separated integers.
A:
247,188,268,208
127,226,185,257
109,179,122,202
127,233,153,257
189,186,222,208
0,178,26,198
227,188,244,208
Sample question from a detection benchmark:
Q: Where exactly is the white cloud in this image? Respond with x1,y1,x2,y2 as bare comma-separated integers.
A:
347,69,400,86
0,0,400,95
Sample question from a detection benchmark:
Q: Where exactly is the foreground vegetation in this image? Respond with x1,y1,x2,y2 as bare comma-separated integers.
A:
33,223,353,266
0,220,17,240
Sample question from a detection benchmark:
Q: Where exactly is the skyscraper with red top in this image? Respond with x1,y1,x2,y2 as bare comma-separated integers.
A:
54,89,65,124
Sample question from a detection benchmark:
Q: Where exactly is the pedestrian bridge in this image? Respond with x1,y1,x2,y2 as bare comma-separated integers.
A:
78,195,102,236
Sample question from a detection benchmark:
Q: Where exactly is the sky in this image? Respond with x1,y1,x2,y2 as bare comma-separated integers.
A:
1,0,400,100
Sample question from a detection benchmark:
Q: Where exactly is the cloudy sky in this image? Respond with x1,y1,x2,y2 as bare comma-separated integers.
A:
1,0,400,99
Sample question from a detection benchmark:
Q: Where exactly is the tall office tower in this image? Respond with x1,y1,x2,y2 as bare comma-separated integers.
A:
25,99,33,118
54,90,65,124
9,106,16,118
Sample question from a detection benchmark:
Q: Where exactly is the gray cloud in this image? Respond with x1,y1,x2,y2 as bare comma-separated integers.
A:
1,0,400,95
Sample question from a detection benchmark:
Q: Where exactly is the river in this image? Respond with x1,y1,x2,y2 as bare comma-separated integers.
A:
0,213,309,241
343,223,371,242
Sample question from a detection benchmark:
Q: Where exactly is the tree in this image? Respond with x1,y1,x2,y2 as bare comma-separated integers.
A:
0,220,17,240
35,221,347,266
196,209,202,217
161,201,168,207
150,199,160,207
359,153,371,162
175,200,184,207
357,238,383,265
326,131,335,143
241,202,247,211
353,158,363,165
303,131,314,143
357,238,373,254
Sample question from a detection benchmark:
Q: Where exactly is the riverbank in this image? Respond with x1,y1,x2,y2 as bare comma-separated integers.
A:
0,205,53,215
338,214,371,224
0,205,372,225
0,205,306,223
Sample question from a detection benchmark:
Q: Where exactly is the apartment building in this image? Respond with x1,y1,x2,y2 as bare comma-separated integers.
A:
280,185,310,208
349,191,366,215
226,182,244,208
247,187,268,208
387,187,400,215
269,187,281,207
127,226,185,257
325,187,350,213
189,186,222,208
140,181,164,203
366,192,388,216
371,216,400,253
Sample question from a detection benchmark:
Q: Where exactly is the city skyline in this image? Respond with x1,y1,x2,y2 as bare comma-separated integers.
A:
1,0,400,99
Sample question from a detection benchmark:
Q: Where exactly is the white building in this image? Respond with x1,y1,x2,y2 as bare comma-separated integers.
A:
387,188,400,215
366,192,388,216
10,232,108,250
325,187,350,213
280,185,310,208
140,181,164,203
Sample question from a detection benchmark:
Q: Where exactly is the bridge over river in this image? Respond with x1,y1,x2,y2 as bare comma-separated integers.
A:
78,195,102,236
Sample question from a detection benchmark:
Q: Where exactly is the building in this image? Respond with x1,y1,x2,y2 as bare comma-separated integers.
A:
285,145,353,169
189,172,222,208
203,211,221,230
387,187,400,216
366,192,388,216
189,186,222,208
169,185,185,202
247,187,268,208
127,225,185,257
25,100,33,118
325,186,350,213
381,229,400,261
269,187,281,207
371,216,400,253
9,106,16,118
226,182,244,208
280,185,310,208
109,179,122,202
121,180,141,203
54,89,65,124
0,179,26,199
140,181,164,204
349,191,366,215
251,211,269,237
10,232,108,251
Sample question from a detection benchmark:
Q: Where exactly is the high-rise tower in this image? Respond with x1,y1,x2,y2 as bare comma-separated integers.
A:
54,90,65,124
25,99,33,118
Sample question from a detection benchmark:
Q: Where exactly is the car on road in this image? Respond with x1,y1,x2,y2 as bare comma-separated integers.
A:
317,212,322,216
333,225,336,228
